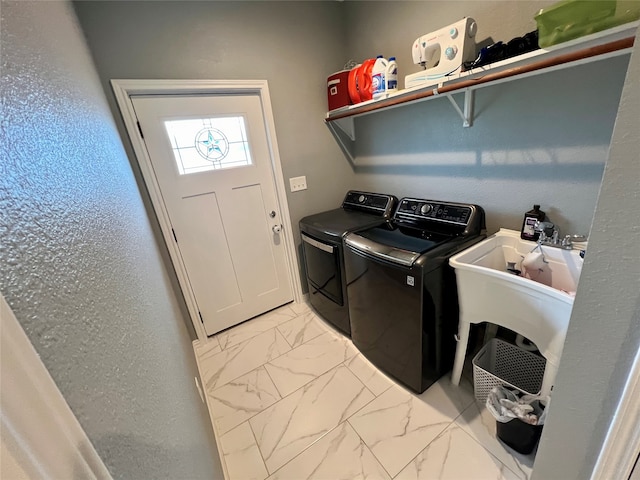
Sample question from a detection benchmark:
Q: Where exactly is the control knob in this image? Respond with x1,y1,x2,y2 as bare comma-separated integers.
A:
445,45,458,60
420,204,432,215
358,195,366,203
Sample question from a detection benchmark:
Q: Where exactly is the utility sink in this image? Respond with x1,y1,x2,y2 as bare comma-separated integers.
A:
448,228,585,396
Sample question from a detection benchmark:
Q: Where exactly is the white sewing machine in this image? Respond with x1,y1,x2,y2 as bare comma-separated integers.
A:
405,17,478,89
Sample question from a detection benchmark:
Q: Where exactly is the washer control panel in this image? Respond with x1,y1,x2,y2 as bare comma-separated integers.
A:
396,198,472,225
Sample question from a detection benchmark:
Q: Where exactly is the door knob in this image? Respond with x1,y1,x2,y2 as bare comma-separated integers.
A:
272,224,282,234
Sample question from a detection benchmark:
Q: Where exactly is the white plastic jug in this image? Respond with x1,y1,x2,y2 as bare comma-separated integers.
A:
371,55,388,100
386,57,398,93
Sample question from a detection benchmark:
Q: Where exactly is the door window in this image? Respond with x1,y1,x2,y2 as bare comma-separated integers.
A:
164,116,252,175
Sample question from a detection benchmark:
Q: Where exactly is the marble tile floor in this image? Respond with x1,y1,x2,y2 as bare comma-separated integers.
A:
193,301,537,480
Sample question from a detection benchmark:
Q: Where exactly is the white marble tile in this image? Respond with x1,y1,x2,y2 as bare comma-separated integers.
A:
208,366,281,435
288,301,312,316
268,422,391,480
220,422,268,480
455,401,535,480
194,303,539,480
193,336,221,357
216,305,298,350
249,365,375,474
264,332,358,397
345,354,395,396
415,375,476,420
200,328,291,391
276,310,326,348
348,380,467,478
396,423,521,480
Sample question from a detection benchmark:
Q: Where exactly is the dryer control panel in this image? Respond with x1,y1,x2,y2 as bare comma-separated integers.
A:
342,190,397,217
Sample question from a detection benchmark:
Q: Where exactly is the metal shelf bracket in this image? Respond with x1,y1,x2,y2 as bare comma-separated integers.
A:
326,120,356,165
333,116,356,140
444,89,475,127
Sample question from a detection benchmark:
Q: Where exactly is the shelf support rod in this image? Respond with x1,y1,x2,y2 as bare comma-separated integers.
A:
464,89,474,128
444,89,474,127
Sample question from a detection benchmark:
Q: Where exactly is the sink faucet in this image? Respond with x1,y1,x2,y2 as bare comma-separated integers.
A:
535,221,567,249
534,220,558,244
534,221,587,250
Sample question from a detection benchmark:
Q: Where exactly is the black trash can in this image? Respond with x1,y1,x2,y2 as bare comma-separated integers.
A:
496,417,543,454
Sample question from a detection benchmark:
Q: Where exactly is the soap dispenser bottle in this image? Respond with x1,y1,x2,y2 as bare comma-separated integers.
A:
521,205,545,241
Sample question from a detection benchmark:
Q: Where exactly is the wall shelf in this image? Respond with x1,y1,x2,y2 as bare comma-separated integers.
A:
325,21,637,148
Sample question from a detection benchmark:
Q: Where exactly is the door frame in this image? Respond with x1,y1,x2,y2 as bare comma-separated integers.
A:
111,79,302,340
1,293,112,479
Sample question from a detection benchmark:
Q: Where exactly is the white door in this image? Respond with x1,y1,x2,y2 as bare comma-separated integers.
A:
132,94,293,335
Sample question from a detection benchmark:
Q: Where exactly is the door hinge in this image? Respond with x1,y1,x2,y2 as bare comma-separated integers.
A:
172,228,177,243
137,121,144,139
198,311,204,324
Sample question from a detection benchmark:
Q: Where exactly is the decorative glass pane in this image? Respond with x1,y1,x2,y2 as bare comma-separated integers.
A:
164,116,252,175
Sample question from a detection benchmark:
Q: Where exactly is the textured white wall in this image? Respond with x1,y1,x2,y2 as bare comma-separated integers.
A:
0,1,222,478
343,1,629,237
532,27,640,479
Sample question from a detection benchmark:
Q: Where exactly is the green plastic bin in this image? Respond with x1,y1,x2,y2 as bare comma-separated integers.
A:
535,0,639,48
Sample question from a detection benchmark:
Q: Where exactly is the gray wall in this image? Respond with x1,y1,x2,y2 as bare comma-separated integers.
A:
72,0,355,286
344,0,557,90
341,3,639,477
342,3,640,477
74,0,628,281
0,1,223,478
532,27,640,480
5,1,637,477
343,1,628,237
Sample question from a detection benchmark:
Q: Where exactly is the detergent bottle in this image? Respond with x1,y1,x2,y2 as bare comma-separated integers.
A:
386,57,398,93
371,55,388,100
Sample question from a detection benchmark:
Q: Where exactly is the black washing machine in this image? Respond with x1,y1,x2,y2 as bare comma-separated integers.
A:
344,197,485,393
299,191,397,336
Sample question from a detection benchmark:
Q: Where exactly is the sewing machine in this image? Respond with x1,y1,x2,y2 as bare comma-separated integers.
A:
405,17,478,89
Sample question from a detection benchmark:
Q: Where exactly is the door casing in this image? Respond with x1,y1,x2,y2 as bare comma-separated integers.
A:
111,79,303,340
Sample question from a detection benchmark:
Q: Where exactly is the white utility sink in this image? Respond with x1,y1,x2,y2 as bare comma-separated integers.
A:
449,228,585,396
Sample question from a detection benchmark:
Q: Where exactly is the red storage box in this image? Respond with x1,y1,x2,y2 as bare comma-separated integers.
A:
327,70,351,111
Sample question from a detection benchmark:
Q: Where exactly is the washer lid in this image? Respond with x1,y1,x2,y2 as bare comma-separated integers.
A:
345,227,447,267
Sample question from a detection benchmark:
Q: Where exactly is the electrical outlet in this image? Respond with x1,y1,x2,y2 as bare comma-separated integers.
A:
289,176,307,192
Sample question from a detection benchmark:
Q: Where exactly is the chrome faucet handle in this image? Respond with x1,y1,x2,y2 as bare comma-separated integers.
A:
534,220,554,232
563,234,588,250
535,221,555,241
